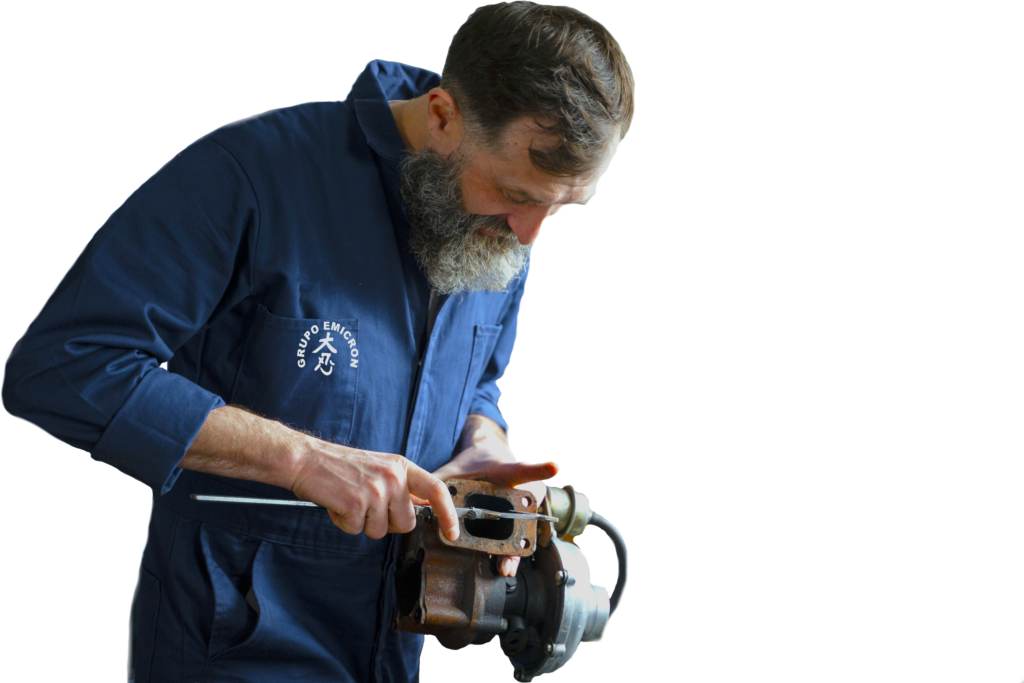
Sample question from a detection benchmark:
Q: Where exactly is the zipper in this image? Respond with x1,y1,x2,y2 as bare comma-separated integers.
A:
399,293,447,460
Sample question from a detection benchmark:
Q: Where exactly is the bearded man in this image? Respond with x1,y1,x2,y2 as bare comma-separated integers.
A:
3,2,633,681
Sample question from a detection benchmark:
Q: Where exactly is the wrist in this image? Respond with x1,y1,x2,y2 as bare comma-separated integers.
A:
458,414,509,451
271,425,317,492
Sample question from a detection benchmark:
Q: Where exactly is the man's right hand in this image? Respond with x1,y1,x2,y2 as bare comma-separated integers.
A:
180,405,460,541
289,440,460,541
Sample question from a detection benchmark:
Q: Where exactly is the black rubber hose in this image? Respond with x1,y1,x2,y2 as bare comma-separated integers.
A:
588,512,626,616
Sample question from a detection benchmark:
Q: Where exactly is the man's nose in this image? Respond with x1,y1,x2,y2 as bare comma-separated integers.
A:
507,206,553,246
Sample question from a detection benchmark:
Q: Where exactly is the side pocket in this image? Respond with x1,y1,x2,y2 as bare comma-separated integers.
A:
129,567,161,683
199,524,268,661
452,324,503,443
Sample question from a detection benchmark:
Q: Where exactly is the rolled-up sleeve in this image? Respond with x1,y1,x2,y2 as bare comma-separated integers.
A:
467,266,529,434
3,137,260,493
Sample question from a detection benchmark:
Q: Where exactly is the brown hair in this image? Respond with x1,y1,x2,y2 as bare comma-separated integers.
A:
441,2,634,177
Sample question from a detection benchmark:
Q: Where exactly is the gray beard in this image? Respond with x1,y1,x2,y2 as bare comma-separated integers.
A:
399,146,530,295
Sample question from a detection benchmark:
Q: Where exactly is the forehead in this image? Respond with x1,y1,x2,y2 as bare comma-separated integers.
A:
467,118,614,203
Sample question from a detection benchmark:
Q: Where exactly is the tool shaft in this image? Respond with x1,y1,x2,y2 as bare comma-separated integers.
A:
190,494,320,507
190,494,557,522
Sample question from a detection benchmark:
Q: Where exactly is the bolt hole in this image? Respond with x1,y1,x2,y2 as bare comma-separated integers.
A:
519,538,530,549
522,496,531,507
448,485,457,496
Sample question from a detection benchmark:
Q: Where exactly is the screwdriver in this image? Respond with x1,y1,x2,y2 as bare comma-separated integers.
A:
189,494,557,522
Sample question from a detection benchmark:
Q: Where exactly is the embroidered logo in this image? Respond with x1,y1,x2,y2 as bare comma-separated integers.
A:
296,322,358,373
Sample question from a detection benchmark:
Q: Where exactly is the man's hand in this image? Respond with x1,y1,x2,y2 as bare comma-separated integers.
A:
430,414,558,577
181,405,461,541
290,441,460,541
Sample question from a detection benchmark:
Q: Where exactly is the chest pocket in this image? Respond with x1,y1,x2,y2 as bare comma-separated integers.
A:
452,324,503,443
230,305,359,445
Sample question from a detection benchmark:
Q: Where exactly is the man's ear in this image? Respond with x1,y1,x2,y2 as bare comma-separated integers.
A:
425,87,465,154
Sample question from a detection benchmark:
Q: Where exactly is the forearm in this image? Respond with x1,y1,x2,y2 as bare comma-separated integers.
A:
457,413,509,453
180,405,307,490
179,405,461,540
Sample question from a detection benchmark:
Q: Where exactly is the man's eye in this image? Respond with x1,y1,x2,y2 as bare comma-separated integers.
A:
505,194,529,205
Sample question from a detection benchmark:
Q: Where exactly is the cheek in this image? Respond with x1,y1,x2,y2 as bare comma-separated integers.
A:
461,189,508,216
459,171,507,215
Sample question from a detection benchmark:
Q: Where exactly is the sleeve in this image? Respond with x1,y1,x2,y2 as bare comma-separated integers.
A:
2,137,260,493
467,264,529,434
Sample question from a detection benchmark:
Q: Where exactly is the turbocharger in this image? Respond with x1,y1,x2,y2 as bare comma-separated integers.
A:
393,480,627,681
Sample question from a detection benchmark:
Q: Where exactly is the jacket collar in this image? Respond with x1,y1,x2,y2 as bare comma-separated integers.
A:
350,60,440,161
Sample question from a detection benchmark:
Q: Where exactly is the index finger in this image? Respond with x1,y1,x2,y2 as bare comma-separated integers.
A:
406,463,460,541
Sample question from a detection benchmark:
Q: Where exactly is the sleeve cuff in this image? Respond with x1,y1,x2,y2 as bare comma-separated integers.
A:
91,368,225,493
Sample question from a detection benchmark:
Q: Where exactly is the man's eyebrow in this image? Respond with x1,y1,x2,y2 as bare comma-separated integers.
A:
502,187,593,206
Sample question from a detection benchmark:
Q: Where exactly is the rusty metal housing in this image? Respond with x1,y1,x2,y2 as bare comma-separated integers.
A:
394,479,615,680
394,480,532,648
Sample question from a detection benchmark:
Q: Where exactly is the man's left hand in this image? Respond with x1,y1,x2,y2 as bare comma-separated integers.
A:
424,414,558,577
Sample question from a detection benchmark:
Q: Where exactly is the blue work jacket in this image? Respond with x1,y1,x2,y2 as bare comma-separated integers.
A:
3,60,527,682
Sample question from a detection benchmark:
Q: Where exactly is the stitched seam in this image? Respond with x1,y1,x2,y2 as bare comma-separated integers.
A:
207,137,263,300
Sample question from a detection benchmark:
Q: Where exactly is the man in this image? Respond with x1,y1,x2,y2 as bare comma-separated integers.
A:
3,2,633,681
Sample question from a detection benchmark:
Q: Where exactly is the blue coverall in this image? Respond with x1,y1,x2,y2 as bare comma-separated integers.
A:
3,60,528,682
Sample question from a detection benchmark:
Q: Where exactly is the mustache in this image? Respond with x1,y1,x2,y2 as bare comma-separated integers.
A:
472,214,517,240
